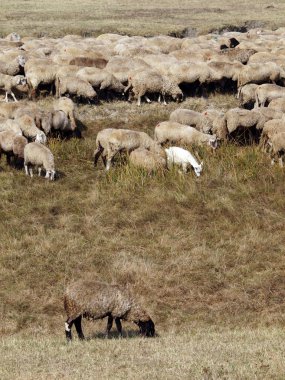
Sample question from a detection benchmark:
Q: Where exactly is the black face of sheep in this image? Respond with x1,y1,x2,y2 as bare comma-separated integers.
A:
136,319,155,337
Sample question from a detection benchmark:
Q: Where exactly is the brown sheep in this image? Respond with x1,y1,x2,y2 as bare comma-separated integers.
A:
64,279,155,341
69,57,108,69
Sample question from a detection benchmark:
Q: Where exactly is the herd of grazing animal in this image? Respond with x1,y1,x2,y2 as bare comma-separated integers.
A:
2,27,285,339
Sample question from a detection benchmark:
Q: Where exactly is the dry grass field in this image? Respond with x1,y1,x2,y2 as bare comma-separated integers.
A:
1,1,285,379
1,0,285,37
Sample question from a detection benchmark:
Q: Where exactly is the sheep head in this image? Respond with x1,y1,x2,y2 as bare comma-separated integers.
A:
17,55,26,67
194,162,203,177
136,319,155,337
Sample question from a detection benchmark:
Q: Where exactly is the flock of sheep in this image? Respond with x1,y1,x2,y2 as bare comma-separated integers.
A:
2,27,285,337
0,27,285,182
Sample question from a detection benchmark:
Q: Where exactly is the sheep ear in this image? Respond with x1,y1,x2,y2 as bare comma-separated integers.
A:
201,161,204,167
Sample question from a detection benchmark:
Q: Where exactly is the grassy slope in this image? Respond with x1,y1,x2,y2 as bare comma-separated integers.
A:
1,95,285,338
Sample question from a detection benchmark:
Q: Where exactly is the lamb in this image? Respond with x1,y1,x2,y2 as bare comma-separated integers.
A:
125,70,182,106
16,114,47,144
64,279,155,341
104,128,164,170
0,55,25,76
154,121,217,148
129,148,167,173
255,84,285,107
0,74,27,102
55,75,97,100
24,142,55,180
165,146,203,176
169,109,212,134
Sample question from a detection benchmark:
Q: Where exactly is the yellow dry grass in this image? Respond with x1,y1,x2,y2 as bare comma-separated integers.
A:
1,327,285,379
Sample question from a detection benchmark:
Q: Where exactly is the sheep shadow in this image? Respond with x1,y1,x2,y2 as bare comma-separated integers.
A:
88,329,141,340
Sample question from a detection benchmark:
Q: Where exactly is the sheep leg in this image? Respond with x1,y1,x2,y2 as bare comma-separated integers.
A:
11,91,18,102
279,156,284,168
106,315,113,337
94,147,102,167
38,167,42,177
115,318,123,337
29,167,33,177
162,95,167,106
65,318,74,341
145,95,151,103
182,163,188,174
102,155,107,167
4,92,8,103
74,315,85,340
24,164,29,176
158,94,161,103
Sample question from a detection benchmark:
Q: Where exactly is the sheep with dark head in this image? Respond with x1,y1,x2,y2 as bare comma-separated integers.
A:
64,279,155,341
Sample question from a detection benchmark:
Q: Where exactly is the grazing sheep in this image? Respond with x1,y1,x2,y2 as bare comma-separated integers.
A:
0,55,25,76
0,119,22,135
12,135,28,166
255,84,285,107
69,56,108,69
52,97,77,134
237,62,284,88
260,119,285,152
165,146,203,176
64,279,155,341
223,107,282,135
0,130,21,164
104,129,164,170
268,132,285,167
76,67,125,94
219,48,256,64
0,102,21,119
0,74,27,102
5,32,21,42
125,70,182,106
268,97,285,112
154,121,217,148
169,108,212,134
25,61,58,98
237,84,259,107
16,114,47,144
129,148,167,173
93,128,115,167
24,142,55,180
56,75,97,100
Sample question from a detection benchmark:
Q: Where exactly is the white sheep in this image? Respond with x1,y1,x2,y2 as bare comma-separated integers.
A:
154,121,217,148
165,146,203,176
0,74,27,102
169,108,212,134
129,148,167,173
55,75,97,100
255,84,285,107
0,55,25,76
16,114,47,144
125,70,182,106
24,142,55,180
102,128,164,170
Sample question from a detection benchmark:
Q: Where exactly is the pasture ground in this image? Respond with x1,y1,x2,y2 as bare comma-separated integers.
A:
1,1,285,379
